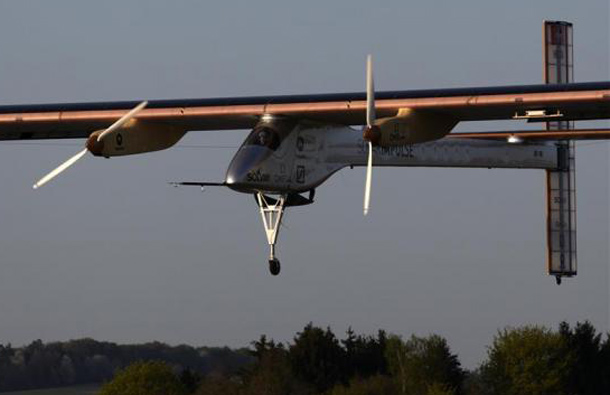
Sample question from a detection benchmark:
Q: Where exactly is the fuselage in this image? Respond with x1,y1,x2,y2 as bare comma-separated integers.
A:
225,119,559,194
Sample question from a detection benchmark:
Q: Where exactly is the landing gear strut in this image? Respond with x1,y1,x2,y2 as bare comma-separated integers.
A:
256,193,287,276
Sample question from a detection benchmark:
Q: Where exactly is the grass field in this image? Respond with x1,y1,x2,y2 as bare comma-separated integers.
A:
2,384,100,395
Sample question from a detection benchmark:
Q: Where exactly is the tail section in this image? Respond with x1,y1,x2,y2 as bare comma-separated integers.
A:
545,143,577,283
544,21,576,284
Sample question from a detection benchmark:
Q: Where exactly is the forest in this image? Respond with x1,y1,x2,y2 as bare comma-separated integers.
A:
1,321,609,394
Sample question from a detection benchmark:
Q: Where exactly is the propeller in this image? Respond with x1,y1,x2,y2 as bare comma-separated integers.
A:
33,101,148,189
362,55,379,216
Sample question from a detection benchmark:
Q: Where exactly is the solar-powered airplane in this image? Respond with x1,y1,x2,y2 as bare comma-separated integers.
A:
0,22,608,279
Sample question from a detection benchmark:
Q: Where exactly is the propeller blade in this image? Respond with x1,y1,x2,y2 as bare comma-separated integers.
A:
96,100,148,142
32,148,88,189
363,55,375,215
32,101,148,189
366,55,375,127
363,141,373,216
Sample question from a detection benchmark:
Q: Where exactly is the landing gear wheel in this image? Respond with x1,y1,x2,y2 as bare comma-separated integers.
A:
269,259,281,276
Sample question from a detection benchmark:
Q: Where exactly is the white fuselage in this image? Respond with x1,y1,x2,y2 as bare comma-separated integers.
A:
225,121,558,194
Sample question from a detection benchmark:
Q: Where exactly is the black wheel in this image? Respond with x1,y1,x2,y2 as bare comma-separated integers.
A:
269,259,281,276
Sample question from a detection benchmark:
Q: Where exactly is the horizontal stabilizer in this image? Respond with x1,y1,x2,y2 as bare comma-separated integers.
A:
449,128,610,141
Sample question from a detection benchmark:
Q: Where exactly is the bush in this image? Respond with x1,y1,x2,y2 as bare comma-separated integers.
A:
99,361,188,395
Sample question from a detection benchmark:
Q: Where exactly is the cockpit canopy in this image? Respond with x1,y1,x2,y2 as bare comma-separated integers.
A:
243,118,295,151
245,126,280,150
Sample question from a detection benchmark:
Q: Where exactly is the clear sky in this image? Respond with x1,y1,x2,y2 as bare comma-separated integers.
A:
0,0,607,368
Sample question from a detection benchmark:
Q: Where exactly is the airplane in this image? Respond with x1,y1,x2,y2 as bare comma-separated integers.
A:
1,57,609,277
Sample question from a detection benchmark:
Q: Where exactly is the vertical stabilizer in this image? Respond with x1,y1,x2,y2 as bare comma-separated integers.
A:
544,21,577,284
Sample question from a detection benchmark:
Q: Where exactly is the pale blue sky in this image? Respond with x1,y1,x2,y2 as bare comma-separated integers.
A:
0,0,607,368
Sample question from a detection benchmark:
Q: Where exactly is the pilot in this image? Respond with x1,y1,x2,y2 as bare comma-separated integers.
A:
255,128,280,150
257,129,270,146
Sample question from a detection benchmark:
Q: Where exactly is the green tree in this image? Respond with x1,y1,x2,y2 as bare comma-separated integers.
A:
329,375,397,395
426,382,455,395
343,329,388,379
385,334,464,395
559,321,606,395
194,376,241,395
600,336,610,393
426,383,455,395
244,336,309,395
480,326,572,395
289,323,346,392
179,368,201,393
461,369,487,395
99,361,188,395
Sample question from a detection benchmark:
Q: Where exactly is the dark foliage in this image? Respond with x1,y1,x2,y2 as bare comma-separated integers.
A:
289,323,346,392
329,374,397,395
250,325,389,394
180,368,202,393
243,335,309,395
0,339,252,392
342,328,388,379
3,321,609,395
559,320,610,394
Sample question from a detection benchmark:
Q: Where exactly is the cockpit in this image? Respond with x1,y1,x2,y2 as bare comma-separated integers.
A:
244,126,281,150
242,118,295,152
225,118,295,190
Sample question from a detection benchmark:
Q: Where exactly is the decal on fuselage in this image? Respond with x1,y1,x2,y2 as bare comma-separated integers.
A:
379,145,414,158
247,169,270,183
358,139,415,158
296,134,316,154
115,133,125,151
296,165,306,184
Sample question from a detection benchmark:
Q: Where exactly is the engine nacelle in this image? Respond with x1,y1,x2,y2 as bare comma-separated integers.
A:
376,108,457,146
86,121,187,158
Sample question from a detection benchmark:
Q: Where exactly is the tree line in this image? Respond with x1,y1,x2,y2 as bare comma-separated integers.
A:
1,321,610,394
0,339,251,392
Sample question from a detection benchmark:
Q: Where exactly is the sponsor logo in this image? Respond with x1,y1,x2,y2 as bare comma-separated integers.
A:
296,135,316,153
115,133,124,151
378,145,414,158
247,169,270,183
296,165,306,184
358,140,415,158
